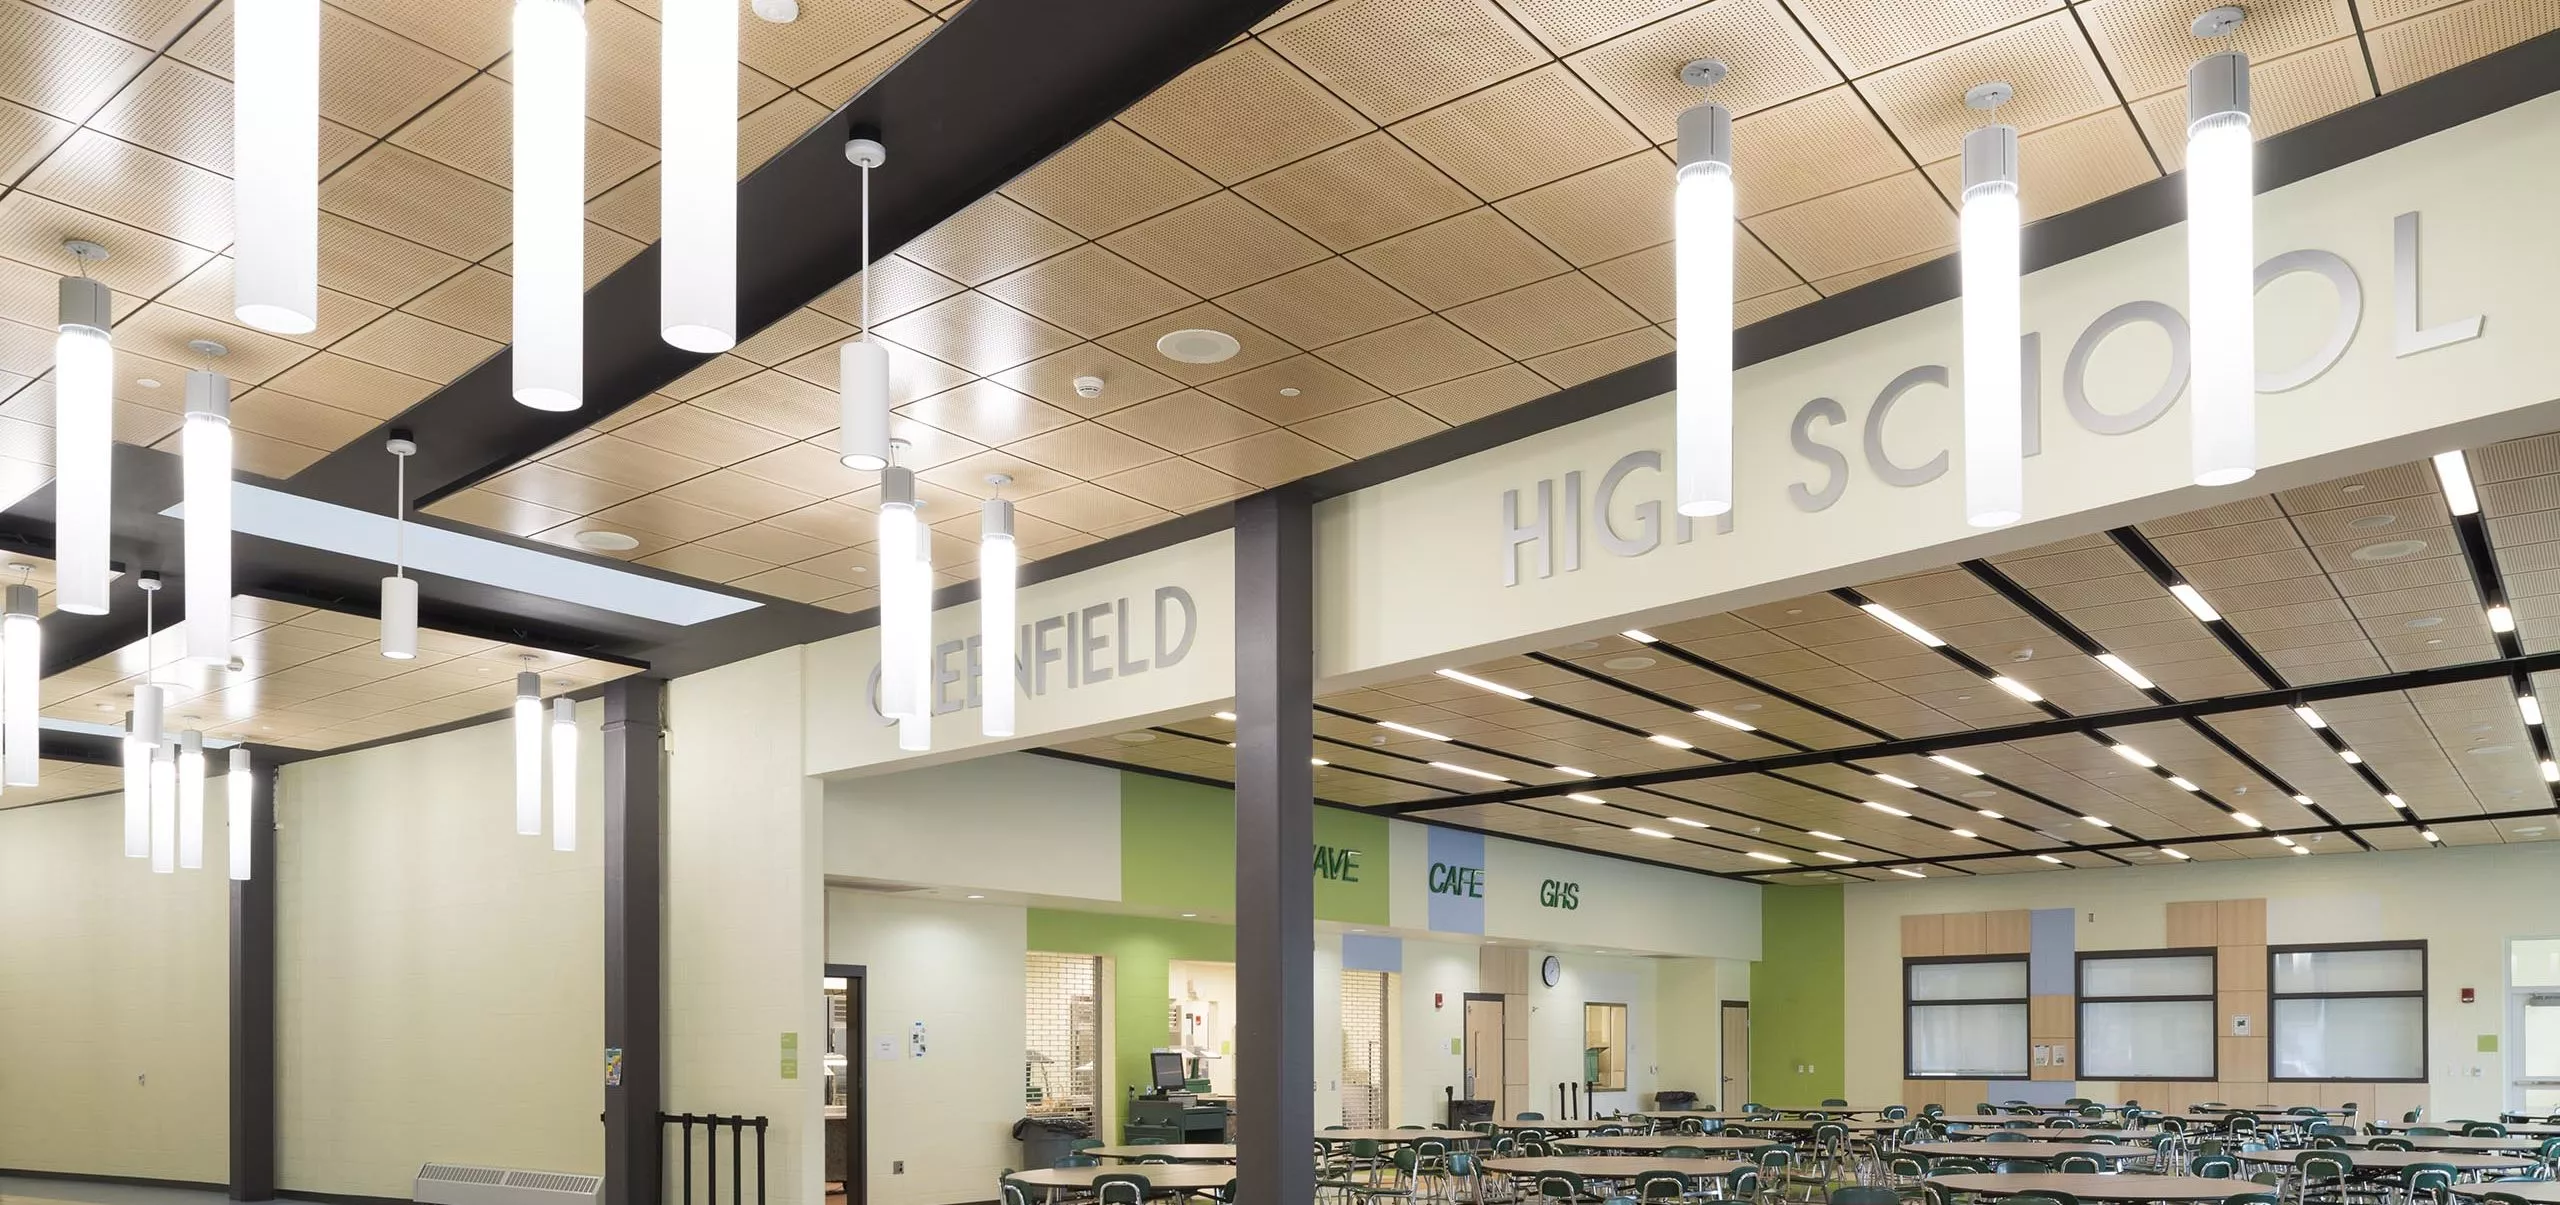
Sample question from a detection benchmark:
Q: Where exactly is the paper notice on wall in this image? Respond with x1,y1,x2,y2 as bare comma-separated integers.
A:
2034,1044,2051,1067
2231,1014,2252,1035
874,1037,898,1062
780,1032,799,1080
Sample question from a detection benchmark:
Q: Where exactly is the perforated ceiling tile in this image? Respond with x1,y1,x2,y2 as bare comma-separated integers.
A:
613,399,794,466
1001,122,1219,239
1347,206,1568,309
1565,0,1840,139
1316,314,1510,395
155,257,386,350
1492,149,1673,267
1094,455,1255,511
1745,169,1953,282
0,1,149,120
1391,63,1649,201
2082,0,2356,99
2130,38,2371,171
872,291,1077,376
1519,325,1668,387
726,0,928,86
1728,85,1913,217
657,468,825,523
990,344,1186,418
1919,107,2159,220
1445,269,1647,359
1233,131,1478,252
1857,12,2117,158
688,368,842,441
1117,39,1374,184
1090,389,1272,455
801,13,940,108
24,128,231,250
319,145,511,259
1264,0,1552,123
1200,353,1389,425
1004,420,1176,481
1100,190,1331,299
84,59,236,175
807,255,965,330
1790,0,2064,76
2367,0,2560,90
896,378,1079,449
978,244,1199,340
1401,361,1555,424
1214,256,1428,350
1288,397,1449,459
896,193,1081,287
1014,480,1173,532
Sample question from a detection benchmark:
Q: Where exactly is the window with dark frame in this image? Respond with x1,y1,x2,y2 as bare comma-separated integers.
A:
2269,941,2428,1082
2076,948,2217,1081
1904,955,2030,1079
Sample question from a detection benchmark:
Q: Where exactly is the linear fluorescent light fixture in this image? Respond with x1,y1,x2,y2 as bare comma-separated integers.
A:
2433,449,2478,516
2161,847,2191,860
1621,629,1660,644
2094,653,2155,691
1648,733,1694,750
1695,709,1755,731
2273,835,2296,847
1989,676,2041,703
1892,867,1926,878
167,485,758,626
2292,794,2315,806
2168,582,2222,622
2168,776,2199,792
1553,765,1596,778
2422,829,2441,843
2384,793,2406,809
1213,711,1237,722
1668,816,1709,829
2111,743,2156,767
1807,830,1843,842
1567,793,1606,804
2541,759,2557,783
1874,772,1917,789
1977,809,2002,820
1818,850,1857,863
2083,815,2114,828
2522,695,2544,726
2293,705,2326,729
2490,604,2516,633
2292,844,2310,854
1861,602,1945,647
2232,812,2262,829
1930,754,1984,775
1950,828,1978,839
1430,761,1509,783
1862,800,1910,817
1379,720,1452,742
1437,668,1532,700
2035,854,2065,865
1629,827,1673,839
1746,851,1790,864
2339,749,2362,764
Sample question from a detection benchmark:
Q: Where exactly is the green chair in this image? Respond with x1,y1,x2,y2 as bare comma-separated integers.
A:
1756,1146,1797,1202
2369,1138,2415,1152
2403,1111,2425,1124
2408,1128,2453,1138
2400,1161,2458,1205
1633,1172,1690,1203
2056,1155,2102,1175
1928,1161,1989,1176
1059,1154,1102,1168
1921,1106,1946,1120
1664,1146,1709,1160
2294,1150,2355,1205
1983,1132,2033,1144
1723,1168,1763,1205
1093,1172,1153,1205
1001,1179,1035,1205
1520,1113,1549,1121
1823,1100,1851,1108
1884,1155,1929,1196
2191,1154,2238,1179
2218,1194,2279,1205
2470,1123,2513,1138
1995,1193,2080,1205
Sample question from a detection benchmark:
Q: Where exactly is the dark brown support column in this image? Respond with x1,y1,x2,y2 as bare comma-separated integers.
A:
1232,487,1314,1205
604,678,666,1205
229,753,277,1201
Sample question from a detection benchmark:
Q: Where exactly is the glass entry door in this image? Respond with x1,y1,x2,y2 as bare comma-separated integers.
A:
2520,993,2560,1116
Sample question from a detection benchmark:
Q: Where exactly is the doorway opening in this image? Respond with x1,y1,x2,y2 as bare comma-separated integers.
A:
1464,993,1506,1121
1720,1001,1750,1110
823,965,865,1205
1342,970,1391,1127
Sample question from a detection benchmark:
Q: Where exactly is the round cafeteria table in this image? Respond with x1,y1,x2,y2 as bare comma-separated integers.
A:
2454,1184,2560,1204
1318,1128,1485,1145
1489,1119,1624,1132
1637,1111,1795,1123
1555,1135,1777,1154
2381,1122,2560,1137
1729,1117,1906,1133
1931,1173,2260,1200
2233,1149,2538,1173
1085,1144,1237,1162
1901,1142,2151,1164
2193,1106,2353,1118
1485,1155,1746,1180
2347,1135,2557,1154
1947,1128,2164,1142
1007,1164,1234,1198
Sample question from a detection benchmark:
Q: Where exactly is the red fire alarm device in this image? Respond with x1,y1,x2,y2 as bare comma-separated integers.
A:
1434,993,1445,1010
2462,987,2477,1003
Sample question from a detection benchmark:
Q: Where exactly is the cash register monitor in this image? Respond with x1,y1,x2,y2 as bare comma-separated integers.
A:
1149,1051,1188,1092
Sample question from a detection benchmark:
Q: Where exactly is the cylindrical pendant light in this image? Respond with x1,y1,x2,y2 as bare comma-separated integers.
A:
550,696,576,852
2,581,37,787
228,746,253,881
134,574,164,748
231,0,319,333
512,0,586,412
877,459,921,722
381,434,417,659
1959,102,2023,529
149,742,176,874
515,668,543,835
177,730,205,870
2186,49,2255,487
898,526,932,753
183,361,234,663
54,255,113,615
659,0,736,353
837,138,891,471
122,726,148,857
1672,74,1734,519
980,486,1016,739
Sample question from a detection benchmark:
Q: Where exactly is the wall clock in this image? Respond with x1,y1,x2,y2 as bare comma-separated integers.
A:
1541,955,1562,987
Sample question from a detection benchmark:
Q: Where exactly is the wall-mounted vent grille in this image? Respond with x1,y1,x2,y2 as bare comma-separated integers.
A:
415,1164,604,1205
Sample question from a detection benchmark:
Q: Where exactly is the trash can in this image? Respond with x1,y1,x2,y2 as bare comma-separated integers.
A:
1014,1116,1092,1169
1654,1090,1701,1112
1447,1098,1495,1128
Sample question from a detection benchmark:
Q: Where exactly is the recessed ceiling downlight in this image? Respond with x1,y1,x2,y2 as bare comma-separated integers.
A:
1156,328,1240,364
574,530,641,552
1602,655,1656,670
2351,539,2429,562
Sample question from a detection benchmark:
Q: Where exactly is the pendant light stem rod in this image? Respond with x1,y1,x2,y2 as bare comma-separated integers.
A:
395,451,406,578
860,160,871,341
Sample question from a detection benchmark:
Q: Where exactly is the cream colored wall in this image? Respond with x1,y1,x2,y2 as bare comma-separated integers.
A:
1654,959,1746,1109
670,649,826,1205
825,890,1026,1205
1398,939,1478,1124
1525,952,1660,1116
0,790,230,1183
1842,843,2560,1120
276,705,604,1196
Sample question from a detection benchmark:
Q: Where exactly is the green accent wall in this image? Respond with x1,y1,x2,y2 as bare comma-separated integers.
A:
1116,771,1390,925
1750,884,1843,1108
1025,909,1232,1139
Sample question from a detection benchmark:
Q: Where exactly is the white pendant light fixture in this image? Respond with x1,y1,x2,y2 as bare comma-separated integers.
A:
2,573,37,787
55,240,113,616
182,342,233,664
177,729,205,870
837,137,891,471
1672,60,1734,519
512,0,587,411
1959,84,2023,529
231,0,318,333
2186,12,2255,488
877,442,923,725
980,476,1016,739
550,696,576,852
515,658,542,835
659,0,736,353
122,723,149,857
381,433,418,659
133,573,165,753
149,741,176,874
899,523,932,753
130,573,168,862
228,746,253,881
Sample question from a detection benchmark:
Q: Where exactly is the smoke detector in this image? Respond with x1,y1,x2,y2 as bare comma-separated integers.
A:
1073,375,1105,399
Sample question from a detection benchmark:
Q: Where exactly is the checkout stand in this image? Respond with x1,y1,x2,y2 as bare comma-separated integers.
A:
1126,1051,1232,1144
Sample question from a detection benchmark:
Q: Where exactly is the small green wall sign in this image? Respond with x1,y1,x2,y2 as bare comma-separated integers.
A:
1313,844,1362,882
1539,879,1580,910
1428,861,1485,898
